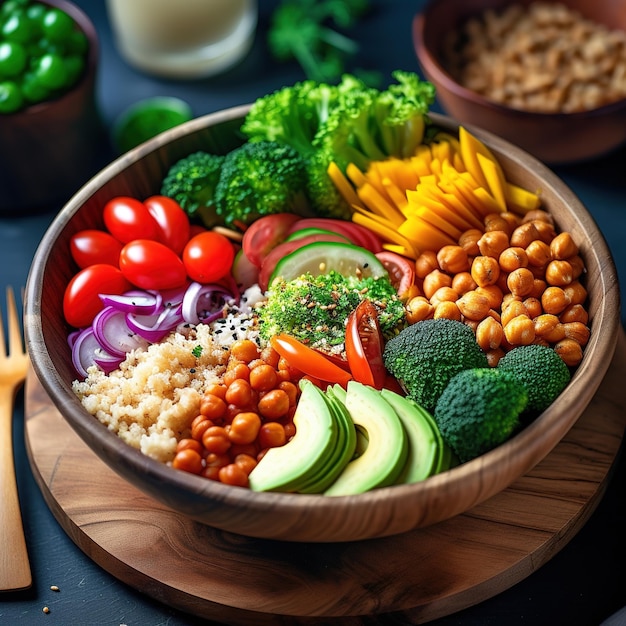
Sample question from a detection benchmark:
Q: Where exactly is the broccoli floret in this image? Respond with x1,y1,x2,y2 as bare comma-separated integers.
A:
160,151,225,227
240,72,436,219
383,319,489,412
497,344,571,415
213,140,312,230
434,368,528,463
257,270,406,354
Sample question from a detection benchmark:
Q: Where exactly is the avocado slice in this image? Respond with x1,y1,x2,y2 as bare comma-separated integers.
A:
325,381,408,496
297,387,357,493
380,390,439,483
248,380,337,492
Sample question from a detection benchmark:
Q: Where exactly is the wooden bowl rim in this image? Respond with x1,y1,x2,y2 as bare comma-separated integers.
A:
24,105,621,541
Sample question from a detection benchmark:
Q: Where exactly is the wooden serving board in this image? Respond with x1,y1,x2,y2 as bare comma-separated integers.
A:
24,332,626,625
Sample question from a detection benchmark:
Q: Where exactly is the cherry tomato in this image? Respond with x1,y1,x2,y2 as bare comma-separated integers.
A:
69,229,123,269
143,195,191,255
345,300,386,389
241,213,302,268
270,334,352,386
375,251,415,297
119,239,187,290
182,231,235,284
103,196,160,243
63,264,132,328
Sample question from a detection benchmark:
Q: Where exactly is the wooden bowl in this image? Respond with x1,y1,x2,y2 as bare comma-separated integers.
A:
413,0,626,164
0,0,109,213
24,106,621,543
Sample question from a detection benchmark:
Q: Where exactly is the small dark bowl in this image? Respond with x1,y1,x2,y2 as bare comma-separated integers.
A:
0,0,109,213
24,106,620,543
413,0,626,164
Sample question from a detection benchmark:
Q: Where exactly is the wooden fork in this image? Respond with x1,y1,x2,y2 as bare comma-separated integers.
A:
0,286,31,591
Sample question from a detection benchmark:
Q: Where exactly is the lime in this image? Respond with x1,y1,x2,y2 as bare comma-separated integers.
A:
113,96,193,154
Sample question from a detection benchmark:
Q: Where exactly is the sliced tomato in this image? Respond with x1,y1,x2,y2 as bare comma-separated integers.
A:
345,300,386,389
63,264,132,328
241,213,302,269
375,251,415,298
69,229,123,269
287,218,383,253
144,195,191,255
270,334,352,386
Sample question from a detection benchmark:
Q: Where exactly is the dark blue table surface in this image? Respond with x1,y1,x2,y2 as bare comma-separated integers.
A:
1,1,625,624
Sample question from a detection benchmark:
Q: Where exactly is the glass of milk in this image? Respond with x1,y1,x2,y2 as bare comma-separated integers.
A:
105,0,257,79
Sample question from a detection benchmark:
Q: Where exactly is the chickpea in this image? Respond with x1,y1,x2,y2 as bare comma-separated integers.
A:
230,339,260,363
568,255,585,280
257,389,290,420
471,255,500,287
225,378,254,408
529,278,548,299
532,220,557,244
484,213,512,234
434,300,462,321
522,296,543,319
415,250,439,278
541,286,568,315
543,322,567,343
510,221,541,248
451,271,477,295
504,314,535,346
191,416,213,442
200,393,228,421
249,363,278,391
429,286,459,307
501,299,528,327
545,259,573,286
533,313,561,337
457,290,491,321
475,284,503,309
507,267,535,297
406,295,434,324
476,316,504,351
526,239,552,268
218,463,249,487
437,245,470,273
228,412,262,445
202,426,231,455
499,212,521,233
560,303,589,325
499,246,528,272
486,347,506,367
563,321,590,346
423,269,452,299
458,228,483,256
478,230,509,258
563,281,588,306
554,338,583,367
223,362,250,386
550,232,579,259
258,422,287,449
234,453,258,476
522,209,554,225
172,448,204,475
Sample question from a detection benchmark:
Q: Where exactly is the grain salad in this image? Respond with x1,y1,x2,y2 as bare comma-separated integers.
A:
72,313,260,463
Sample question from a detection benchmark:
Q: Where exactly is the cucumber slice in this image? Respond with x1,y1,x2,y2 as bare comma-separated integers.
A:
270,241,388,285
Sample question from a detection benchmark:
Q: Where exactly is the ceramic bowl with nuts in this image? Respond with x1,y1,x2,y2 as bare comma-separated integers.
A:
413,0,626,164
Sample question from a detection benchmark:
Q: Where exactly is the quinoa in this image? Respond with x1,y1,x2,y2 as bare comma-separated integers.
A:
72,323,233,463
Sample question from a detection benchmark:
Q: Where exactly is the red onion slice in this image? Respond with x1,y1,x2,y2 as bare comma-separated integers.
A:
181,282,236,325
72,327,123,378
100,290,162,315
93,306,151,356
126,304,184,342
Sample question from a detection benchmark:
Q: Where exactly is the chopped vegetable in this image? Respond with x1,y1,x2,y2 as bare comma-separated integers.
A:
382,318,489,412
434,368,528,463
257,269,406,355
